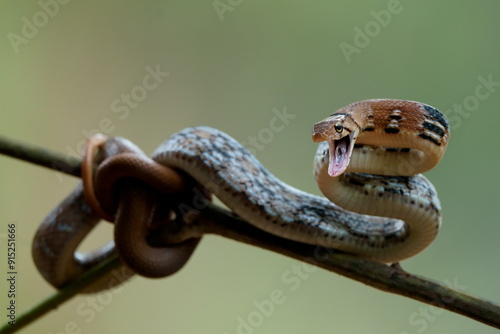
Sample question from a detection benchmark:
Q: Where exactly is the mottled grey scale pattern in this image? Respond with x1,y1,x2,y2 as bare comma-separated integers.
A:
153,126,414,250
341,172,441,215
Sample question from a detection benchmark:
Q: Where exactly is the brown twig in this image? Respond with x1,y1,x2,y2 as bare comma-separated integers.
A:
1,134,499,331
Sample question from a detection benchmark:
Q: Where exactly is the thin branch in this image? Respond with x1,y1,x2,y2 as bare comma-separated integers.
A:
164,203,500,328
0,255,123,334
1,134,500,331
0,134,81,177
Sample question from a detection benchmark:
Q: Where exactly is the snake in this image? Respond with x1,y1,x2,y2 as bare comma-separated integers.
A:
32,98,449,291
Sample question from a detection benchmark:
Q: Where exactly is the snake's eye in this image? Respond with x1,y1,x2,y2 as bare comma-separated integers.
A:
334,122,343,133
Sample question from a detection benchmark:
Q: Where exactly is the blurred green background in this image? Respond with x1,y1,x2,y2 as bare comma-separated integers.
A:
1,1,500,333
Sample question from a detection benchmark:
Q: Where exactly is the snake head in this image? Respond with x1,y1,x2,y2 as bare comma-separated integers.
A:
312,114,359,177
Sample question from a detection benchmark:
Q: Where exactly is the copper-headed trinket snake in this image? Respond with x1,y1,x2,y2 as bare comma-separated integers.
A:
33,99,449,290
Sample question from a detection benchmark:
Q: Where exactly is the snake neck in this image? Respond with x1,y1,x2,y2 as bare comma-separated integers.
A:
314,141,442,261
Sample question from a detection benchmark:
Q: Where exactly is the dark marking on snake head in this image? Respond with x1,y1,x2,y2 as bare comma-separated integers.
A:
422,121,445,137
384,128,400,134
418,133,441,146
348,178,364,187
423,105,449,130
329,112,361,129
386,147,411,153
331,112,352,119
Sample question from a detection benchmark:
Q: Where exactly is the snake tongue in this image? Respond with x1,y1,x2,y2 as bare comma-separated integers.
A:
327,136,351,177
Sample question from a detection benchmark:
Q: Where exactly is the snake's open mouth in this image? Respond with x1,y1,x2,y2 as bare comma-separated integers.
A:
327,131,356,177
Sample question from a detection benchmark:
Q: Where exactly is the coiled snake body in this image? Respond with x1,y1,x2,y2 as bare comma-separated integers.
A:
33,99,449,290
